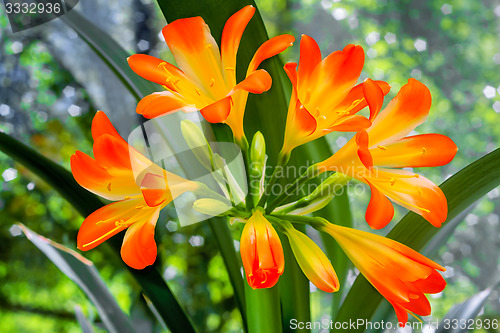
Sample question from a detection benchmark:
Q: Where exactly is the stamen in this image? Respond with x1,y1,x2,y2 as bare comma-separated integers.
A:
389,178,396,186
95,221,105,225
314,107,320,117
422,147,426,155
81,225,124,248
124,196,131,200
114,219,125,227
417,188,423,198
377,145,388,150
135,205,145,209
210,78,215,87
225,67,235,71
107,183,112,191
205,44,212,49
195,89,201,96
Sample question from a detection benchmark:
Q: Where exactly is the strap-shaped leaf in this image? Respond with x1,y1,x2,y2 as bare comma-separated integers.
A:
435,281,500,333
0,132,196,333
13,224,135,333
334,148,500,332
60,10,157,100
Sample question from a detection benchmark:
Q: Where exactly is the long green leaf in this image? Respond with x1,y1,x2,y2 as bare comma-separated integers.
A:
0,132,196,333
60,10,157,100
334,148,500,332
435,281,500,333
13,224,135,333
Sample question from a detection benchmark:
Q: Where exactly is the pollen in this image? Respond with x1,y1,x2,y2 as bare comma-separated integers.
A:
389,178,396,186
107,183,112,191
210,78,215,87
225,67,235,71
115,219,125,227
377,145,388,150
195,89,201,96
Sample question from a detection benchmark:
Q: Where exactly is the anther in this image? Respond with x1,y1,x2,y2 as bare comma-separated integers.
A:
107,183,112,191
225,67,235,71
377,145,388,150
210,78,215,87
422,147,426,155
389,178,396,186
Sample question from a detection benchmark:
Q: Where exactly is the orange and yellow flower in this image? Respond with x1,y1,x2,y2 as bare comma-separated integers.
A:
71,111,197,269
321,222,446,325
240,209,284,289
280,35,390,156
315,79,458,229
128,5,294,144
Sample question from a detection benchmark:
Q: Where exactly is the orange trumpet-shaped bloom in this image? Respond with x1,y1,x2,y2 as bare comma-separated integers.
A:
128,5,294,143
280,35,390,156
283,224,339,292
321,222,446,325
240,209,284,289
315,79,458,229
71,111,197,269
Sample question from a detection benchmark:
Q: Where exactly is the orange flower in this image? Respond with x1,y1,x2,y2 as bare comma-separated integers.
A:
282,223,339,292
71,111,197,269
240,209,284,288
280,35,390,156
321,222,446,325
315,79,458,229
128,5,294,144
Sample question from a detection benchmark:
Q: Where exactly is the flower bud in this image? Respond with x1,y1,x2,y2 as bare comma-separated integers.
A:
193,198,232,216
283,224,339,292
240,209,284,289
180,119,213,170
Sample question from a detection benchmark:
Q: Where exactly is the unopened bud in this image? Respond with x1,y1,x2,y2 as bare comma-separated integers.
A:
180,120,213,170
193,198,232,216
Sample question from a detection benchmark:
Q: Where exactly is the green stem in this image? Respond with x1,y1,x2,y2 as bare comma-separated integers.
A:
242,148,254,211
245,284,282,333
257,152,289,208
265,167,319,214
278,226,311,333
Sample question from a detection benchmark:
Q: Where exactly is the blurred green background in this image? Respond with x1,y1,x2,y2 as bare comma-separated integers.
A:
0,0,499,332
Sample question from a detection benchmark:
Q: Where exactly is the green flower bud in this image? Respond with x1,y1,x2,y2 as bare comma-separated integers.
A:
193,198,232,216
180,120,213,171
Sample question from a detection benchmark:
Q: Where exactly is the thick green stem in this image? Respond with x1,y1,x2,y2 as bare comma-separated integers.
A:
265,167,319,214
242,149,255,211
279,226,311,333
245,284,282,333
257,152,288,208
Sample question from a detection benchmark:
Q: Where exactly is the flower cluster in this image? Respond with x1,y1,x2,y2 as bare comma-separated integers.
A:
71,5,457,325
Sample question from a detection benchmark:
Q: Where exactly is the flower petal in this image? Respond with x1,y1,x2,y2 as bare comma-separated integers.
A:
247,34,295,74
370,134,458,168
356,130,373,170
136,91,197,119
77,197,154,251
368,78,431,146
120,207,161,269
297,34,322,91
284,62,298,87
128,54,180,87
331,80,390,118
328,115,371,132
91,111,122,142
71,151,129,201
363,78,385,121
233,69,271,94
162,17,226,94
366,168,447,227
200,96,232,123
365,178,395,229
306,44,365,112
221,5,255,85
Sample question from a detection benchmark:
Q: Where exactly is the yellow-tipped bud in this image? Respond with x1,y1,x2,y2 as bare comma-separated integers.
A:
193,198,232,216
180,120,213,171
283,224,339,292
